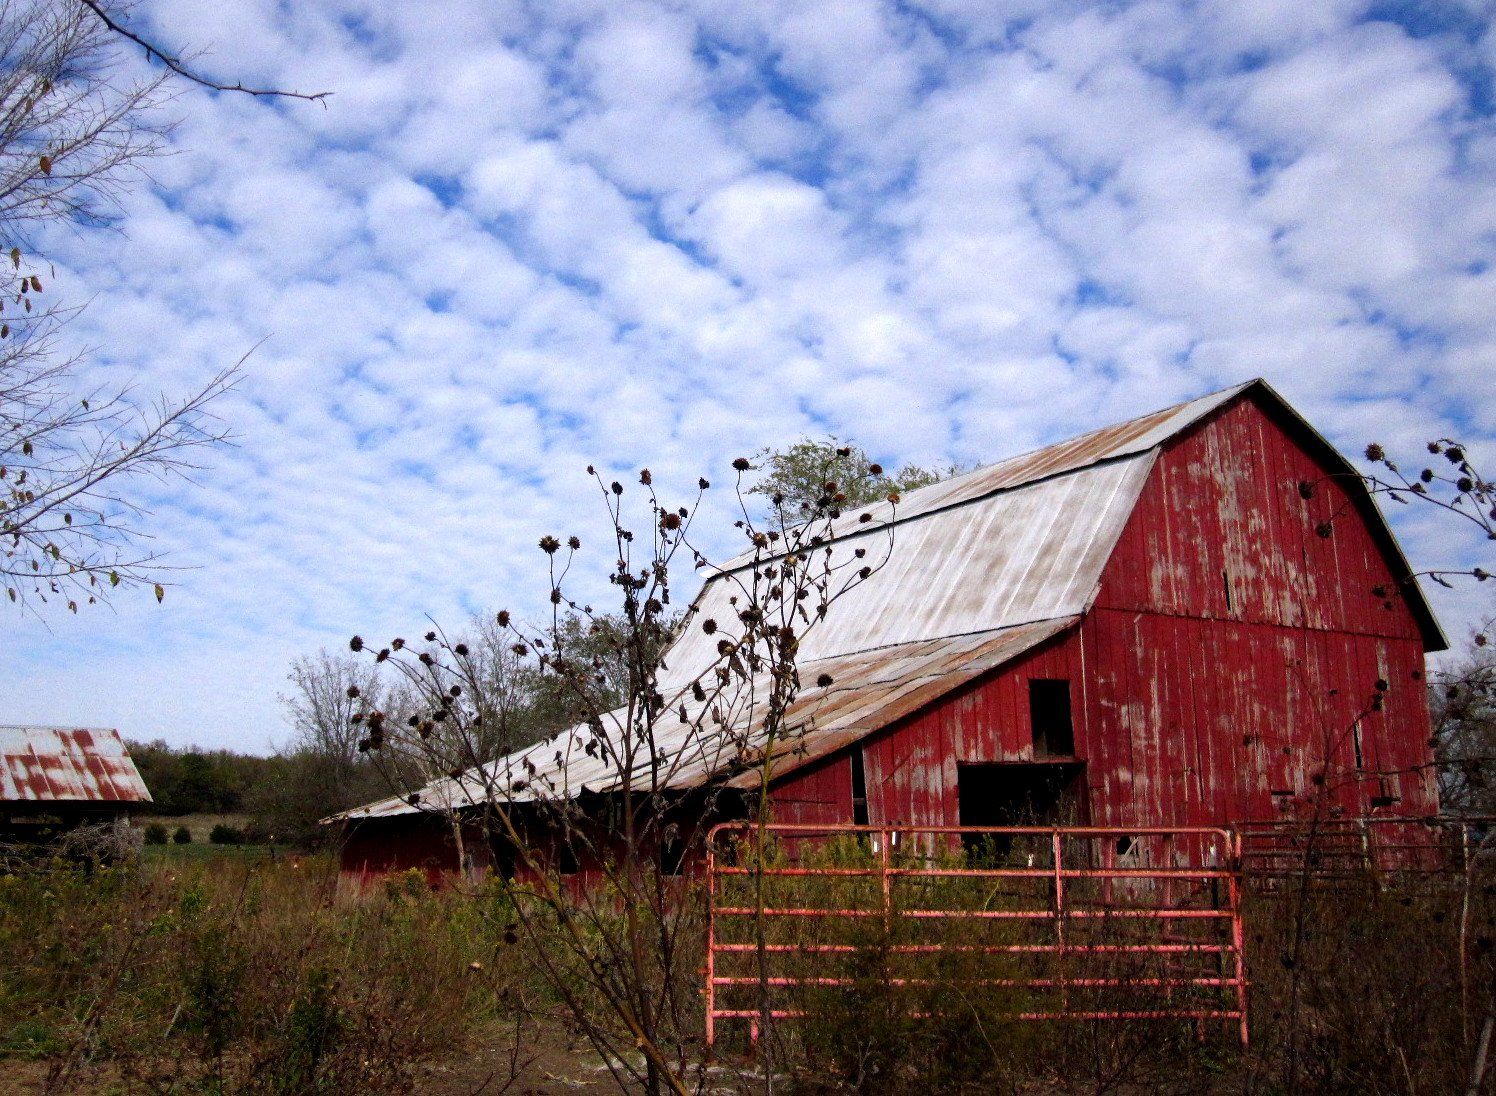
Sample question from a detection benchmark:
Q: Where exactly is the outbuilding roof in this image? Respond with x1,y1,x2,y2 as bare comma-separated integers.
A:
333,379,1442,821
0,726,154,805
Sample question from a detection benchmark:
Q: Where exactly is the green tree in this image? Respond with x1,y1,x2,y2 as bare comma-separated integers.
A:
748,436,967,525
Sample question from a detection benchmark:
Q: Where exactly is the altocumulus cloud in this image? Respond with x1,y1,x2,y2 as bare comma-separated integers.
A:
3,0,1494,750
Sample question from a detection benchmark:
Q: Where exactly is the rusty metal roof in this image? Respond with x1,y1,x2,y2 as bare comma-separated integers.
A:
332,378,1443,821
0,726,153,804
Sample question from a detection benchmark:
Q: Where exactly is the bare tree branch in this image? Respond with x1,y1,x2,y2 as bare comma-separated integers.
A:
74,0,330,103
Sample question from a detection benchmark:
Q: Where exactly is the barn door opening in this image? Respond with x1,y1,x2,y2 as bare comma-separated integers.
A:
957,762,1086,857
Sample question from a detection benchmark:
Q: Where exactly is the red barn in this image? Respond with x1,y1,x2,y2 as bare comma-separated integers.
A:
334,379,1444,881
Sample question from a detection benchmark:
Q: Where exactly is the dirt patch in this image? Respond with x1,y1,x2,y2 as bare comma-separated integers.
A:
0,1022,638,1096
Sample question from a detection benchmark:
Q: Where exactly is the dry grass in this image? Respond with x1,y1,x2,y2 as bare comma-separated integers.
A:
1,850,1490,1095
0,854,536,1094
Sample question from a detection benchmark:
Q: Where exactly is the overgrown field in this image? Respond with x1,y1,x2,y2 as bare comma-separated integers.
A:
0,855,536,1094
0,850,1490,1094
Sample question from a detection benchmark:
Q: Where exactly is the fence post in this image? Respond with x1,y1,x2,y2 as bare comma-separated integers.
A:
705,831,717,1052
1052,829,1067,1012
1228,830,1249,1049
880,826,893,934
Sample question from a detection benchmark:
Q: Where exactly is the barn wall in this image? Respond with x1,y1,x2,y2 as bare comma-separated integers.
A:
1087,393,1435,821
1093,394,1423,641
1078,609,1434,826
339,814,493,888
775,394,1437,831
853,631,1086,826
770,753,854,825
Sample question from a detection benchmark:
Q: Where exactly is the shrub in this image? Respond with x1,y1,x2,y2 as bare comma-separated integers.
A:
142,823,168,846
172,826,192,845
209,824,245,845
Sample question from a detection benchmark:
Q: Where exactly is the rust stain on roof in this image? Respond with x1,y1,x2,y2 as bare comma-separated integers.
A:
0,726,153,804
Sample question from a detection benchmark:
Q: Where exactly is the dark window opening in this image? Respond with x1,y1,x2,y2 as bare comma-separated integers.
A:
1352,725,1364,770
1029,679,1075,757
850,748,870,827
556,838,579,876
1222,569,1233,613
957,761,1086,858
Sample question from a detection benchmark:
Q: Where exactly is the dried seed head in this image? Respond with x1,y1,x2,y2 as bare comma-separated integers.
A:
732,457,751,471
350,635,364,652
1364,443,1385,462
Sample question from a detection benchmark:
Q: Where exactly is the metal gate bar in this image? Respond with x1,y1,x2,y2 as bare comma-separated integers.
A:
705,823,1247,1050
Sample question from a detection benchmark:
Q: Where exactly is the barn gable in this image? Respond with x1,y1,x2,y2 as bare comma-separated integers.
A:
334,379,1441,823
1095,385,1442,647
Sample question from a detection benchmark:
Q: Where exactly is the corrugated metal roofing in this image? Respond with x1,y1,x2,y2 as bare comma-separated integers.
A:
0,726,153,804
662,453,1154,686
332,378,1443,821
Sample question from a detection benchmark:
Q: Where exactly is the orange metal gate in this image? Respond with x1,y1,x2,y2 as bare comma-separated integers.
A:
705,823,1248,1049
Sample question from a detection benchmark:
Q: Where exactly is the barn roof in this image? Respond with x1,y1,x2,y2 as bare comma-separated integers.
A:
333,379,1442,821
0,726,154,805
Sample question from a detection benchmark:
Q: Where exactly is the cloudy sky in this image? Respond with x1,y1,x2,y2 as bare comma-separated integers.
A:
4,0,1494,752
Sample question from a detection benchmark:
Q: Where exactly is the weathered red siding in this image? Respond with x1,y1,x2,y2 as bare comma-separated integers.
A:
771,393,1436,831
770,754,853,825
340,815,492,888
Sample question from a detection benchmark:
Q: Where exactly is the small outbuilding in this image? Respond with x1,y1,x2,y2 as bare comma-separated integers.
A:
0,726,154,847
333,379,1446,882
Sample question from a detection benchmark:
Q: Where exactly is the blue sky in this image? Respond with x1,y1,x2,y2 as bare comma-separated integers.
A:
4,0,1495,752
